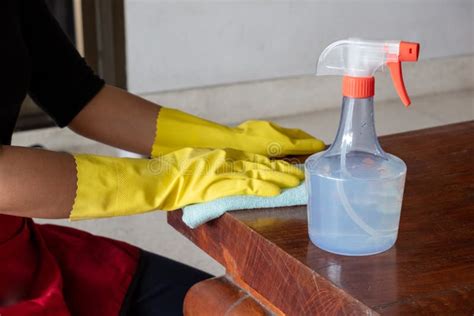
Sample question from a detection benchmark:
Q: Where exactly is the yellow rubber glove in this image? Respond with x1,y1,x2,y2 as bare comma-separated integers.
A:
70,148,303,220
151,108,325,158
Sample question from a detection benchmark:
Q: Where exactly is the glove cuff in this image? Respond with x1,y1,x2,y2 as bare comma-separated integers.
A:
70,155,163,220
70,154,120,220
151,107,233,157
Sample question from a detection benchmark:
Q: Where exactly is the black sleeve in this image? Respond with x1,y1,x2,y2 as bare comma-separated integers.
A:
23,0,105,127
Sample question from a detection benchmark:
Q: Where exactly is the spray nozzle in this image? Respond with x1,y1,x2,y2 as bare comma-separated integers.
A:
317,39,420,106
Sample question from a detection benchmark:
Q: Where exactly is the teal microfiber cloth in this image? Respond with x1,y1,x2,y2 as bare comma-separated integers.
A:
182,164,307,228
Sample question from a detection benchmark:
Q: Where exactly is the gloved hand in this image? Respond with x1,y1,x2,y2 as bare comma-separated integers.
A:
70,148,303,220
151,107,325,158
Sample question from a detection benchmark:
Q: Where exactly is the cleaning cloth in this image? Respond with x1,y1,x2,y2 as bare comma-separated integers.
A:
182,164,307,228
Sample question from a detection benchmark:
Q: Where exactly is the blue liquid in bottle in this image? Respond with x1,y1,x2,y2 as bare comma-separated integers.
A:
305,97,406,256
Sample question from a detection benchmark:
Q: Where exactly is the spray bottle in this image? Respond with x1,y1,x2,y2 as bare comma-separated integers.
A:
305,39,420,256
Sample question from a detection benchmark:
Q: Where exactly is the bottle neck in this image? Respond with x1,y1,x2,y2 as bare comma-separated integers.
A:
328,97,385,157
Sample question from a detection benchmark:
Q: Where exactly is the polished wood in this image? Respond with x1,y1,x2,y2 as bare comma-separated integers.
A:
184,277,270,316
169,121,474,315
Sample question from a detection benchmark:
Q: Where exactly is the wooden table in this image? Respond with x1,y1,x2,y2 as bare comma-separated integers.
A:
168,122,474,315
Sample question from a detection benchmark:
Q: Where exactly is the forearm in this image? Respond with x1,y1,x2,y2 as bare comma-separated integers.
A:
69,85,160,156
68,84,324,158
0,145,77,218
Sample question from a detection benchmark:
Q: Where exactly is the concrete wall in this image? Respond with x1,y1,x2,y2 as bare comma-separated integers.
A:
125,0,474,94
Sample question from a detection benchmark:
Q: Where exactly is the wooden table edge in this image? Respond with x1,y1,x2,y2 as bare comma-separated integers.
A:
168,210,376,315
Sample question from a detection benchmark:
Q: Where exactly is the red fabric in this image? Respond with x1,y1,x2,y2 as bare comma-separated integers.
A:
0,215,140,315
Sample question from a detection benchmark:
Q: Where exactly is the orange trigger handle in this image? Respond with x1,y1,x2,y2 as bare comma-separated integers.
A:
388,41,419,107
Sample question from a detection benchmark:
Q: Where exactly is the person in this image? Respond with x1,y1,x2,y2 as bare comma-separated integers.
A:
0,0,325,315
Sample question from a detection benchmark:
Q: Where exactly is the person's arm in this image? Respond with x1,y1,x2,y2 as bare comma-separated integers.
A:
24,0,324,159
69,85,325,158
1,0,306,221
69,85,160,156
0,145,304,220
0,146,76,219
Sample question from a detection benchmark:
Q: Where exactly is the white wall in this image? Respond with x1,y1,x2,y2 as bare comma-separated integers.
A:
125,0,474,94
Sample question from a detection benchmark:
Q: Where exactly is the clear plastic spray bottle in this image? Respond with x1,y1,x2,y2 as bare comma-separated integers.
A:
305,39,420,256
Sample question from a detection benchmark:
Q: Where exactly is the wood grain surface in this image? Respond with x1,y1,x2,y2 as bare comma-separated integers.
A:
184,277,271,315
169,121,474,315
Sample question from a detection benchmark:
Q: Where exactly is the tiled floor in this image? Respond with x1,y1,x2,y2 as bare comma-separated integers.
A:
12,89,474,276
